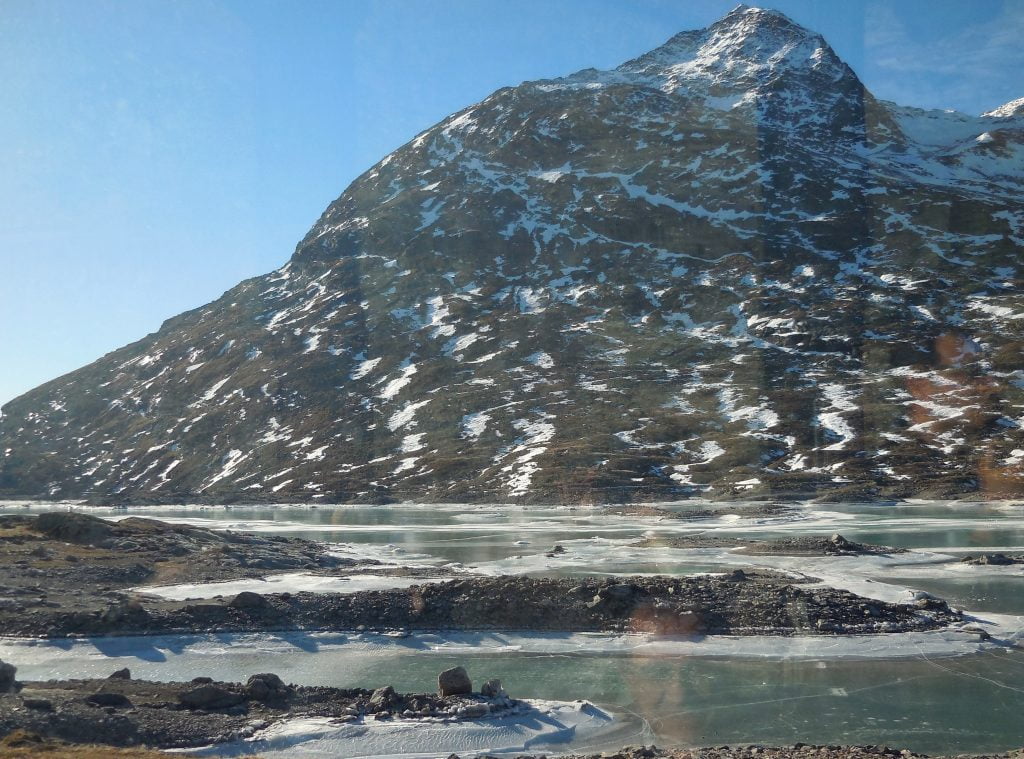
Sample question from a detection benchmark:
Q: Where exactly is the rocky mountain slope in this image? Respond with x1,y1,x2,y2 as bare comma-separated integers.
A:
2,5,1022,504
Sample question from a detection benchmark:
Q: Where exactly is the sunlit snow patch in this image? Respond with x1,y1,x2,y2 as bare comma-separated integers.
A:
180,699,628,758
137,573,451,601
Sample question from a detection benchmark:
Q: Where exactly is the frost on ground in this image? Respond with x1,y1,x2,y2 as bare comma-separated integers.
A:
185,700,625,758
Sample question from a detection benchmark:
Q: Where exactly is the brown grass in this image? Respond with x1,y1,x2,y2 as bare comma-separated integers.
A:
0,731,258,758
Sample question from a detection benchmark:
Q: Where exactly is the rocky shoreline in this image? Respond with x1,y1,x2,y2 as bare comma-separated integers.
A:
638,533,905,556
0,663,517,752
450,746,1024,759
600,503,797,521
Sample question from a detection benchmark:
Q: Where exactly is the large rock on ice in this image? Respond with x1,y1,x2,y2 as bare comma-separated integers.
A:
438,666,472,697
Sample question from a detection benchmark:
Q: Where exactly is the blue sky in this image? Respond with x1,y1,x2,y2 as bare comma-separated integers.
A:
1,0,1021,406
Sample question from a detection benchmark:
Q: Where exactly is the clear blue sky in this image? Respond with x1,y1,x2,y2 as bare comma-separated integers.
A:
2,0,1021,406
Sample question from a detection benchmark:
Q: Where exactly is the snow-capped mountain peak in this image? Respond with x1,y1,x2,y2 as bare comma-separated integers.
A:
619,5,849,95
983,96,1024,118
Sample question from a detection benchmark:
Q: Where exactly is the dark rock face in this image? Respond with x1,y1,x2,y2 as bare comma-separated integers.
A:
438,666,473,697
1,7,1022,504
0,660,18,694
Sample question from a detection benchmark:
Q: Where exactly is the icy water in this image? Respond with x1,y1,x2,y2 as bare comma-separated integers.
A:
2,500,1024,756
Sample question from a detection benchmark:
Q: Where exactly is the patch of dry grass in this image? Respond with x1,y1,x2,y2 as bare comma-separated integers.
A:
0,730,257,758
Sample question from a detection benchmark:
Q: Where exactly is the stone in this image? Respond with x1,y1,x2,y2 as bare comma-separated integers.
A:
86,691,132,708
368,685,397,710
480,678,504,699
230,591,267,609
108,667,131,680
246,672,289,702
828,533,854,550
438,666,472,697
978,553,1014,565
178,684,245,710
677,610,704,634
101,600,146,625
459,703,488,718
35,512,115,544
22,698,53,711
604,583,637,599
0,659,18,694
961,624,993,641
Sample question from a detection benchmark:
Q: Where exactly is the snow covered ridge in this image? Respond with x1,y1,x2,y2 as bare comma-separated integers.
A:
1,7,1022,504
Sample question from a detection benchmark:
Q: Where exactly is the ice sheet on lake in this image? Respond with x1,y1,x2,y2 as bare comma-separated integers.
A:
0,625,1006,691
139,573,450,601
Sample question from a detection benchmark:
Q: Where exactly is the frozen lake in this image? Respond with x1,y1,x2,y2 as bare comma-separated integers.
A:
1,500,1023,756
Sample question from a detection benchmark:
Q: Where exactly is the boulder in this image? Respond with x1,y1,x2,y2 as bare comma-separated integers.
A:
100,600,147,625
178,684,245,710
677,610,705,634
588,582,638,610
826,533,864,554
438,666,472,697
107,667,131,680
480,678,504,699
22,698,52,711
459,703,488,718
230,591,268,609
35,512,115,545
603,583,638,600
86,691,132,708
246,673,290,702
978,553,1014,565
0,660,18,694
368,685,397,710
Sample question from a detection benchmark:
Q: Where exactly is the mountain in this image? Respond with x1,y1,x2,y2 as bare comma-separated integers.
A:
2,5,1023,504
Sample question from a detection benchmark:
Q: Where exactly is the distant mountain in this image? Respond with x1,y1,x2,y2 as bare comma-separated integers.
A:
3,5,1022,504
